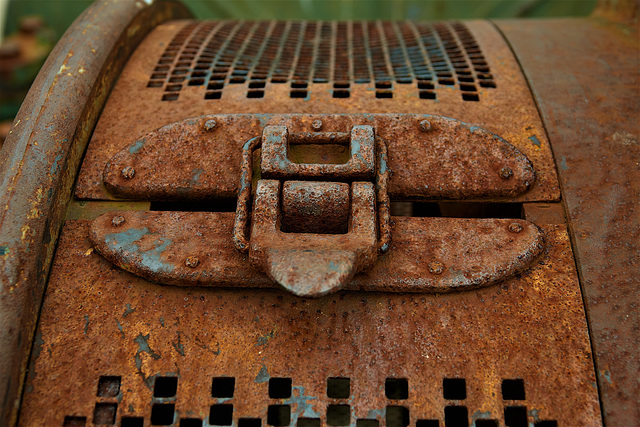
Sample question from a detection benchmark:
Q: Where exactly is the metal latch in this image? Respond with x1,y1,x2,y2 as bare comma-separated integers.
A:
232,125,389,296
90,113,545,297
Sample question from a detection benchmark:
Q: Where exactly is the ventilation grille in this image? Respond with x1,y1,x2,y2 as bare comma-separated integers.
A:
63,376,557,426
147,21,496,102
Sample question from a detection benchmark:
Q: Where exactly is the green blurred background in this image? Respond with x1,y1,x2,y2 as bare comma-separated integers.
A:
3,0,597,37
0,0,597,137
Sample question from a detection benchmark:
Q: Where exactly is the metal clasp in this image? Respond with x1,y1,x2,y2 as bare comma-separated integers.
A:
233,125,390,297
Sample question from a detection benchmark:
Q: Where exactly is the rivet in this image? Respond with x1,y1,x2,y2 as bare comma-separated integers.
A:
185,256,200,268
121,166,136,179
311,120,323,131
111,216,125,227
419,119,432,132
204,119,217,131
508,223,523,234
500,167,513,179
429,261,445,275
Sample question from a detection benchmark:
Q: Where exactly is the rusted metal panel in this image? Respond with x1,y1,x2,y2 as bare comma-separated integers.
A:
20,220,600,426
496,17,640,425
0,1,191,425
75,20,560,204
101,114,536,202
90,210,545,294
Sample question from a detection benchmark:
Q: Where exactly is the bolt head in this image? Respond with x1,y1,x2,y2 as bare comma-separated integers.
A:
429,261,445,275
185,256,200,268
500,167,513,179
204,119,217,131
121,166,136,179
508,222,523,234
111,216,125,227
419,119,432,132
311,120,323,131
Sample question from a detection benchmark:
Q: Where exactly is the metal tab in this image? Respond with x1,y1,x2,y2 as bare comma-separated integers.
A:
101,114,536,202
89,211,545,293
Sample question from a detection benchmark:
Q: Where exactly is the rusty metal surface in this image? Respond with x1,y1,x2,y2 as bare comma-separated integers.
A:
101,114,536,202
89,210,545,294
75,20,560,204
496,17,640,425
21,220,600,425
0,1,192,425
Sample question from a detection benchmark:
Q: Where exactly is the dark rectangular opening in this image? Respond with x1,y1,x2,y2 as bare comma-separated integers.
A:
269,378,292,399
444,406,467,427
356,420,379,427
210,404,234,426
267,405,290,426
298,419,321,427
97,376,121,397
204,91,222,100
327,377,350,399
63,416,86,427
290,90,308,98
386,406,409,427
475,421,498,427
327,405,351,426
247,90,265,98
443,378,466,400
151,404,175,425
212,377,235,398
122,418,144,427
180,419,203,427
93,403,117,425
504,406,527,427
150,198,237,213
249,81,266,88
390,202,524,219
376,91,393,99
419,90,436,99
462,92,480,102
502,379,526,400
385,378,409,400
333,90,350,98
238,418,262,427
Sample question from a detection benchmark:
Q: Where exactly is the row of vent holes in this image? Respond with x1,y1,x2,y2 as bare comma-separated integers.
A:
451,23,496,89
63,377,556,427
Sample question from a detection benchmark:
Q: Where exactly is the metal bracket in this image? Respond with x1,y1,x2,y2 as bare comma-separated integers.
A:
92,113,545,297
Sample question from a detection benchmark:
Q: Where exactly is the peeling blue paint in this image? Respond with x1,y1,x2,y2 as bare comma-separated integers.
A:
602,370,612,385
123,303,135,317
129,138,146,154
105,227,174,274
83,315,90,335
255,365,270,383
0,245,9,256
115,320,125,339
528,135,541,146
190,168,204,185
287,386,320,425
50,153,64,175
560,155,569,171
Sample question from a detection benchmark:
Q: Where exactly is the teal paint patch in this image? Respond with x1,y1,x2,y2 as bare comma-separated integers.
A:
134,333,162,388
255,365,270,383
560,155,569,171
129,138,146,154
256,327,276,346
471,410,493,421
83,315,90,335
366,408,385,419
115,320,125,339
288,386,320,424
123,303,135,317
602,370,612,385
529,135,541,146
105,227,174,274
190,168,204,185
160,317,165,327
0,245,9,256
50,153,64,175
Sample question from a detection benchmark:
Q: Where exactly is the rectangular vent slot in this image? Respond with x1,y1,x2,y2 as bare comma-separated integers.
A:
149,21,497,102
67,376,557,426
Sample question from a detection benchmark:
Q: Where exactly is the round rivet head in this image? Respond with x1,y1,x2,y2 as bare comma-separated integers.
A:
204,119,217,131
500,167,513,180
429,261,445,275
419,119,432,132
311,120,323,131
121,166,136,180
111,216,125,227
508,222,523,234
185,256,199,268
